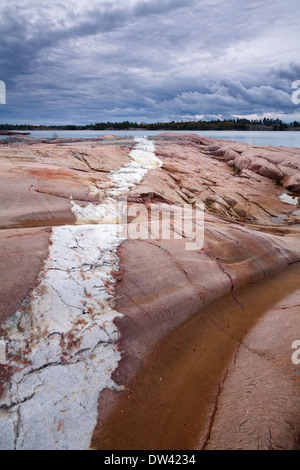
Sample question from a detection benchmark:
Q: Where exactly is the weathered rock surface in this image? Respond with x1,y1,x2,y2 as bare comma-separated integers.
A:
0,133,299,450
0,227,51,322
0,137,133,229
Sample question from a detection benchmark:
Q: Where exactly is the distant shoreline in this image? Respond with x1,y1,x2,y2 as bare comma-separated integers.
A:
1,128,300,131
1,127,300,132
0,130,31,136
0,118,300,132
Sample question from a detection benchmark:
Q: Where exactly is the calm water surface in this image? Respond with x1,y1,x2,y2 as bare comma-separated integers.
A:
3,130,300,148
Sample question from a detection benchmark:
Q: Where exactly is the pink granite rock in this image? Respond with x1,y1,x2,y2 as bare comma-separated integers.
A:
0,133,299,450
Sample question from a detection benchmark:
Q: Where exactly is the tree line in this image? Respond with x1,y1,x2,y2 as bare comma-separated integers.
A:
0,118,299,131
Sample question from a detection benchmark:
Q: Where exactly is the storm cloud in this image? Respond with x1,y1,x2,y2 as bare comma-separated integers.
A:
0,0,299,124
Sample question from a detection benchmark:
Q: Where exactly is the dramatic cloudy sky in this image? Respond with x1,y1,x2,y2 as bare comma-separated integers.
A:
0,0,300,124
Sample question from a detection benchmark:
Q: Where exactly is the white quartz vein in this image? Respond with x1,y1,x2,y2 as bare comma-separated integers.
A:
0,137,162,450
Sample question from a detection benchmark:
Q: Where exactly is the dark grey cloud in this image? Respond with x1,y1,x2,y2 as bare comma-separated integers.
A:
0,0,299,124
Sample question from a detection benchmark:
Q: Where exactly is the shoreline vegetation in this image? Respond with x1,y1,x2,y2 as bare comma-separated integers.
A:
0,117,300,133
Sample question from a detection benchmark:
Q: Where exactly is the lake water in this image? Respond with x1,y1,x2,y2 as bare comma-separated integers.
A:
2,130,300,149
